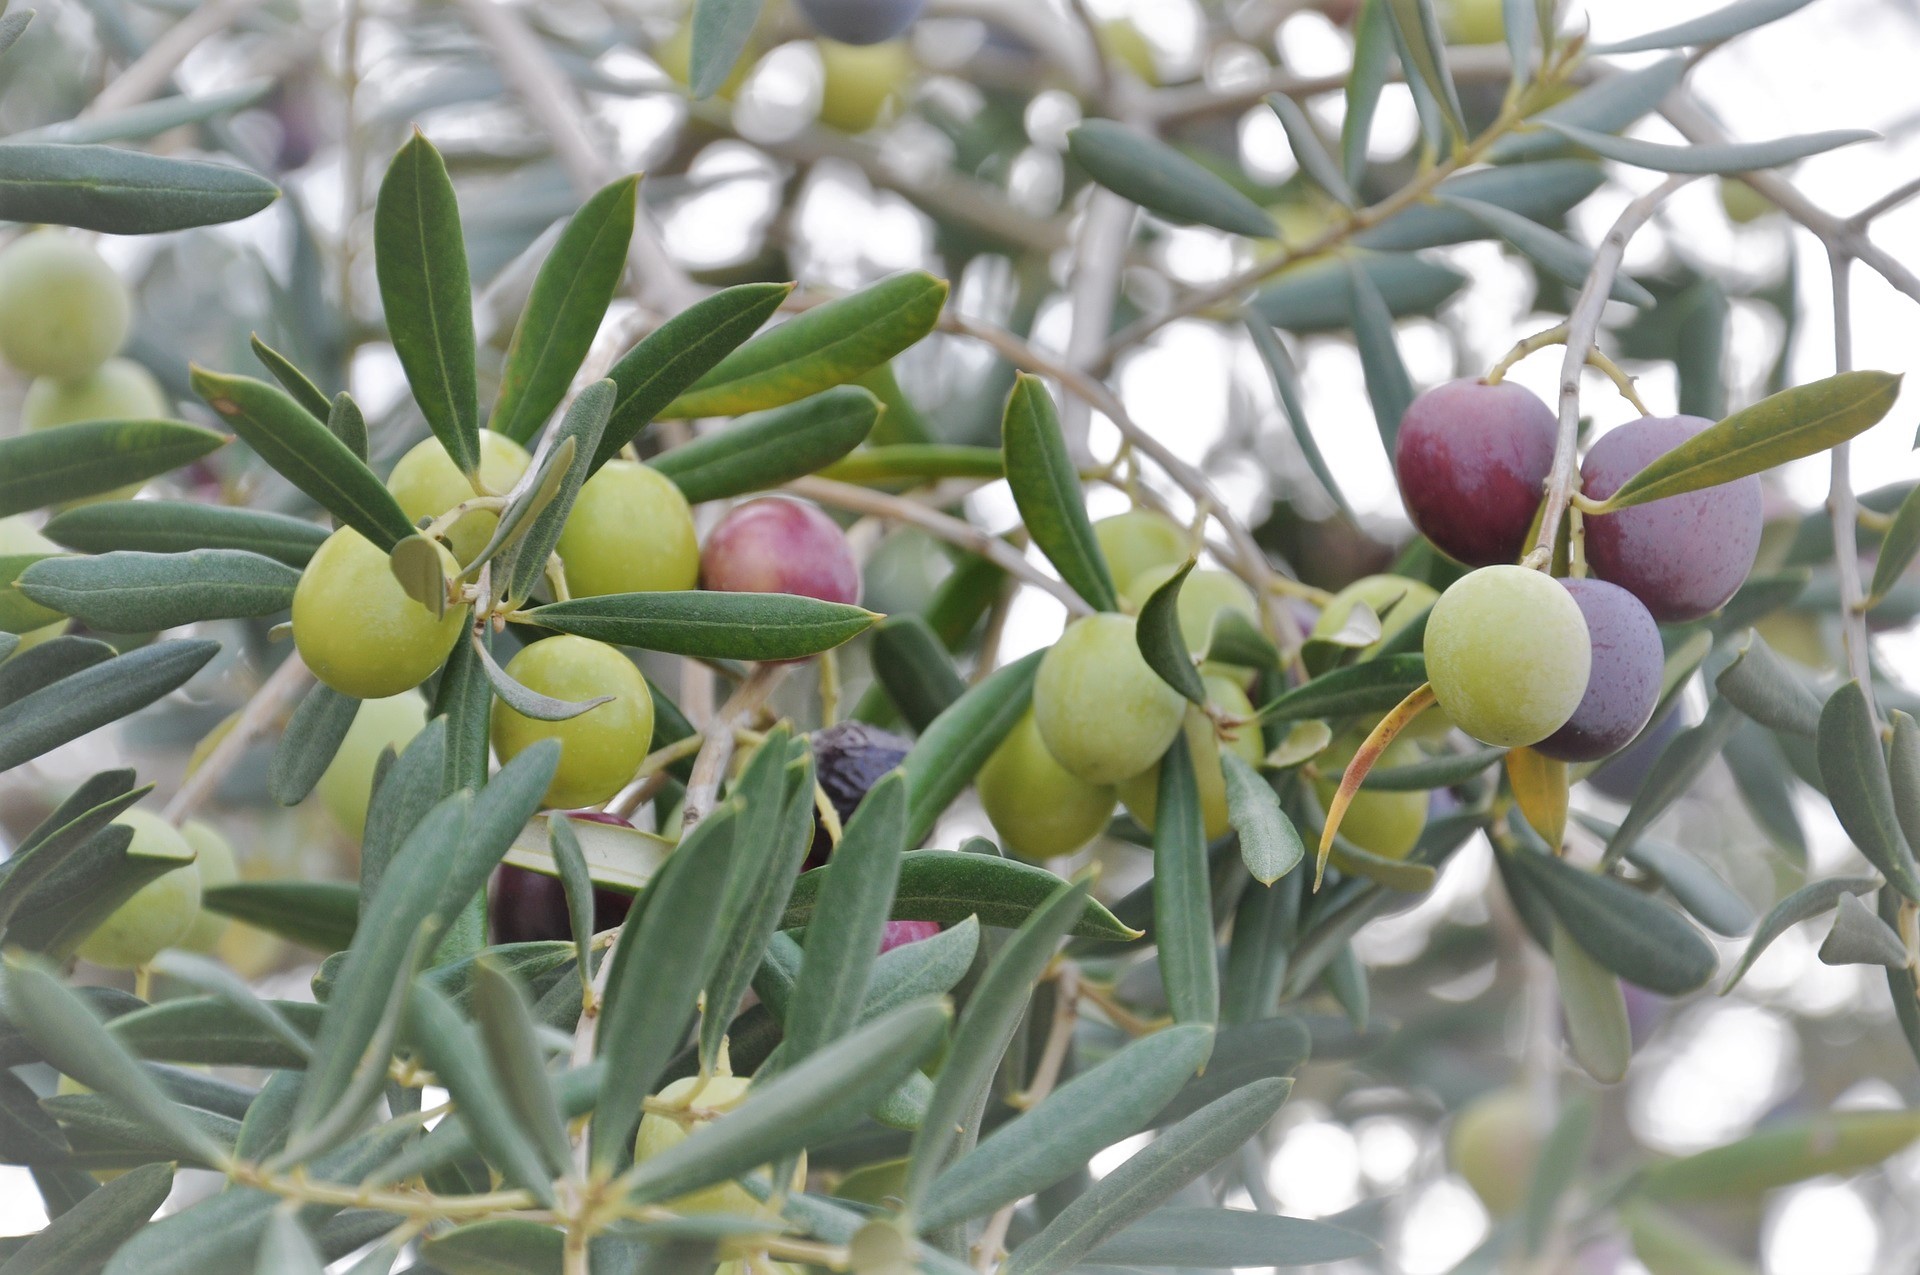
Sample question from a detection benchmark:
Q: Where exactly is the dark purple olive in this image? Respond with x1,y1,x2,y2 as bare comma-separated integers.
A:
808,720,914,866
490,810,636,943
880,920,941,952
1395,379,1558,567
1534,579,1662,763
793,0,927,45
1580,416,1762,622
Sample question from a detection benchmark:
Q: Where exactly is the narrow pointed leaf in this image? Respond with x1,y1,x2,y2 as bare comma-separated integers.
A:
493,177,637,444
1347,259,1416,451
547,817,597,1005
1440,194,1655,305
0,772,147,933
1257,654,1427,722
0,1159,171,1275
1067,120,1274,237
0,10,32,67
1245,317,1351,520
525,590,876,661
1341,0,1394,187
1638,1109,1920,1200
1088,1208,1374,1269
327,393,368,462
1616,835,1754,937
509,386,611,603
1135,561,1206,703
0,143,278,233
780,850,1133,939
1361,744,1504,789
597,282,793,468
1872,480,1920,607
1521,1096,1594,1256
897,650,1042,845
1155,734,1218,1024
149,950,315,1062
1714,628,1823,736
1264,93,1353,206
1005,1079,1294,1275
255,1213,324,1275
43,501,327,568
1602,697,1740,868
1003,376,1119,614
1551,922,1630,1084
1505,849,1717,994
652,385,879,504
250,334,332,421
1502,0,1536,86
473,960,573,1179
191,367,414,550
1817,892,1908,967
375,132,479,476
663,272,948,418
1384,0,1466,145
870,614,967,733
1358,160,1605,253
1543,120,1875,175
0,638,217,773
818,444,1003,485
1255,252,1466,333
0,420,226,518
1819,681,1920,900
689,0,767,98
469,631,609,722
19,549,298,631
1221,751,1304,884
1594,0,1817,54
1489,57,1687,163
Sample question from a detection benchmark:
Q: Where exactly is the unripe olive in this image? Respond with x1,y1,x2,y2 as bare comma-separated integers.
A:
1115,676,1262,840
816,40,911,133
1033,613,1187,785
634,1073,805,1215
24,357,168,429
74,810,202,969
292,526,466,699
1448,1087,1541,1216
490,635,656,809
1097,18,1158,84
1439,0,1504,45
1311,574,1437,655
1424,566,1590,748
177,819,239,953
0,231,130,380
1121,564,1259,672
1092,510,1188,595
556,460,700,599
977,710,1117,860
656,18,754,98
1311,733,1428,860
1718,177,1776,224
315,692,429,839
387,430,531,568
0,516,69,652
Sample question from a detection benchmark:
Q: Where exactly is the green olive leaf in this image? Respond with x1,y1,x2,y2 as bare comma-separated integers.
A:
898,650,1042,845
492,176,637,444
1714,628,1824,737
689,0,766,98
268,683,360,808
1637,1109,1920,1201
43,500,328,568
1340,0,1394,187
508,388,611,604
1816,891,1908,967
662,272,947,419
1438,194,1656,306
1383,0,1466,147
0,638,218,774
1066,120,1275,238
1551,922,1631,1084
387,535,449,618
1257,654,1427,723
781,850,1135,941
201,882,360,954
18,549,300,632
248,334,332,421
375,131,479,477
871,613,967,733
1490,57,1686,163
1818,681,1920,902
0,1159,172,1275
326,391,368,464
1358,161,1605,253
0,419,228,519
1346,258,1415,451
1264,92,1353,207
652,385,880,504
818,444,1004,485
1088,1209,1374,1270
1870,479,1920,607
469,631,610,722
1245,317,1352,521
1155,733,1219,1025
524,590,877,662
1254,251,1466,334
1541,119,1876,175
1135,561,1207,704
0,143,278,234
1504,847,1719,995
1221,751,1304,885
1594,0,1818,54
1003,374,1120,612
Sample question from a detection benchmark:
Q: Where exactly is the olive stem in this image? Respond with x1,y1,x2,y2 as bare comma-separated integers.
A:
604,733,710,819
163,650,314,826
1827,247,1877,710
1528,173,1698,570
1316,682,1438,889
974,964,1080,1271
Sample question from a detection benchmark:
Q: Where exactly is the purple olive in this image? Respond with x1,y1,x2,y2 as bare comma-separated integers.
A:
701,497,861,607
1534,578,1662,763
808,719,914,867
1395,379,1558,567
1580,416,1762,622
880,920,941,952
490,810,636,943
793,0,927,45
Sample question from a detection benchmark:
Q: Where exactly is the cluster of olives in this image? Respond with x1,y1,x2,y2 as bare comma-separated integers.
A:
1396,379,1759,758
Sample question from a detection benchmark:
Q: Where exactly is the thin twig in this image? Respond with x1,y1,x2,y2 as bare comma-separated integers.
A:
974,965,1079,1270
85,0,259,116
164,652,313,825
1848,173,1920,229
1828,248,1875,709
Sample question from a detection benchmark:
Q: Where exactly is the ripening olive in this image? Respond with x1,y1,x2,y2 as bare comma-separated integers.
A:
315,692,429,839
490,636,656,809
701,497,860,605
816,40,911,133
793,0,927,46
1448,1087,1541,1216
74,810,202,969
1533,578,1663,763
1395,379,1557,568
1121,564,1259,670
1033,613,1187,785
1115,676,1263,840
634,1073,805,1215
1311,733,1429,860
0,231,130,381
557,460,700,599
292,526,466,699
1092,510,1188,596
177,820,238,953
387,430,531,568
1424,566,1590,748
978,710,1117,860
0,516,68,652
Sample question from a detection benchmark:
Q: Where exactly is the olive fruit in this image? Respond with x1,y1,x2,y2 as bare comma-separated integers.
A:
0,516,69,653
1312,734,1429,859
178,820,239,953
1448,1087,1541,1216
557,460,700,598
1114,676,1262,841
816,40,911,133
491,858,634,945
978,710,1117,860
810,719,913,864
74,810,202,969
24,357,168,430
1439,0,1505,45
1580,416,1763,622
634,1074,805,1215
1719,177,1775,224
880,920,941,952
1121,564,1259,666
1534,579,1662,763
1424,565,1591,748
387,430,531,568
1097,18,1158,84
490,636,655,809
793,0,927,46
315,692,429,838
1033,613,1187,785
292,527,466,699
1311,574,1437,655
702,497,860,605
0,231,130,380
1092,510,1188,595
1395,379,1557,567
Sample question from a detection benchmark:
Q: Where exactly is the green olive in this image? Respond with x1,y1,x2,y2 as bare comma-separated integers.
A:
1311,734,1428,860
1425,566,1590,748
177,820,239,953
490,635,656,808
387,430,531,567
816,39,912,132
0,516,69,652
634,1073,804,1215
24,357,172,504
1092,510,1188,595
315,692,429,839
0,231,130,381
1033,613,1187,785
292,526,467,699
977,710,1117,861
557,460,700,599
1439,0,1504,44
1115,676,1263,840
1448,1087,1540,1216
74,810,202,969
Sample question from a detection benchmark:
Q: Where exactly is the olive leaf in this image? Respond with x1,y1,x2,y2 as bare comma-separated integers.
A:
1067,120,1275,238
1594,0,1819,54
468,631,611,722
249,334,332,421
1001,374,1120,612
652,385,880,504
1541,120,1876,175
43,501,328,569
0,420,228,519
0,144,278,234
1818,681,1920,901
1135,561,1207,704
524,590,877,662
1817,892,1908,967
689,0,766,98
